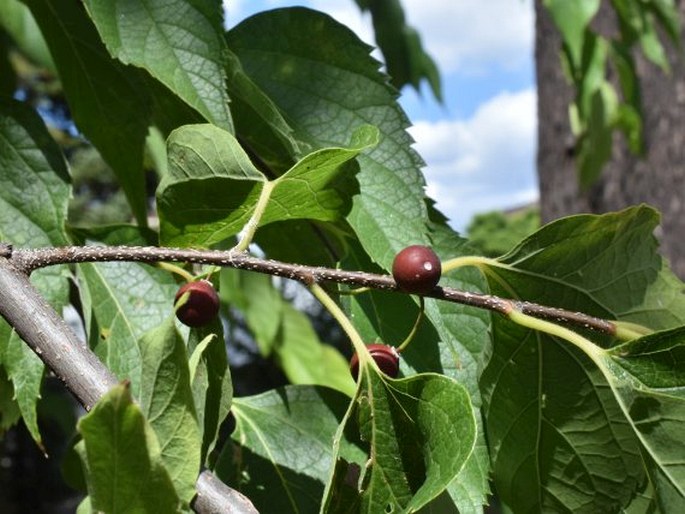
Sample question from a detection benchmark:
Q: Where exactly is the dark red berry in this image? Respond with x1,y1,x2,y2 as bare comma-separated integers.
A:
174,280,220,327
350,344,400,379
392,245,442,294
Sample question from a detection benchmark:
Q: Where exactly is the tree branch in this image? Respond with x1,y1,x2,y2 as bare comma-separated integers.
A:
9,244,617,335
194,471,258,514
0,258,116,409
0,255,257,514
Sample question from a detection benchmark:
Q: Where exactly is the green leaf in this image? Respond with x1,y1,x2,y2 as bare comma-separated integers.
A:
0,0,54,71
70,223,159,248
255,220,346,268
577,33,609,116
323,368,477,513
270,124,374,217
72,224,179,394
466,207,541,258
76,495,93,514
544,0,680,186
188,329,232,465
353,0,442,101
156,123,263,247
146,74,207,139
543,0,600,70
0,98,70,247
24,0,152,225
480,206,685,512
578,83,618,187
221,269,355,397
0,98,70,442
638,18,669,71
0,35,15,97
498,205,685,329
0,329,45,443
158,123,376,248
424,220,493,513
277,301,356,397
137,316,201,506
82,0,232,132
220,269,282,356
485,318,644,513
215,385,365,514
590,326,685,509
76,259,178,393
0,365,21,433
342,219,493,512
611,43,644,155
608,326,685,389
77,382,181,513
227,7,431,269
611,0,673,71
645,0,681,46
225,49,301,174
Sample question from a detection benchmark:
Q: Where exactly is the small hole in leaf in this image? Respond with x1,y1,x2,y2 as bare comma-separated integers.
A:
385,504,393,513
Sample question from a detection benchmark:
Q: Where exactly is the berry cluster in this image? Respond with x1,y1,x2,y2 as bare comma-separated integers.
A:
348,245,442,379
174,245,441,381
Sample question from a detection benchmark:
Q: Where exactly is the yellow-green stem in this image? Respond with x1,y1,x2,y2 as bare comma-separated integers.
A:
442,255,508,274
309,283,371,366
508,309,606,366
174,290,191,311
337,286,371,296
396,296,424,353
614,321,653,341
157,262,194,283
234,180,276,252
201,265,222,281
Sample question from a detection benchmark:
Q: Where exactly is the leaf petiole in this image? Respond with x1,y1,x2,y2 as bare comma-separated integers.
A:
442,255,512,274
396,296,424,353
507,309,606,366
309,282,373,369
613,320,654,341
233,180,276,252
156,261,194,282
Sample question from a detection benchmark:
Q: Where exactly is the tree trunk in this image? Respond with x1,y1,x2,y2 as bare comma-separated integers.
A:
535,0,685,279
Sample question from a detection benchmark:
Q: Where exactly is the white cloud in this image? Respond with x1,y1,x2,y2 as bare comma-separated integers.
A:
409,88,538,230
402,0,534,74
222,0,245,25
221,1,538,231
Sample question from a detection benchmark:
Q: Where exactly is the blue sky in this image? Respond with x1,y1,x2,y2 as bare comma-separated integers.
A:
223,0,537,231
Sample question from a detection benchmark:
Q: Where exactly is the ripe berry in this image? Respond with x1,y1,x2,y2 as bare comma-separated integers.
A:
392,245,441,294
350,344,400,380
174,280,220,327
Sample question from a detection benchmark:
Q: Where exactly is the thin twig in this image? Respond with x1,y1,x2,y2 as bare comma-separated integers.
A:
9,244,617,336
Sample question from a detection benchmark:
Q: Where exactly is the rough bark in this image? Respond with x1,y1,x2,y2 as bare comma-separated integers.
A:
536,0,685,278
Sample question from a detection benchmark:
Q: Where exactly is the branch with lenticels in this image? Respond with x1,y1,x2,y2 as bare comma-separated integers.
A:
6,243,618,335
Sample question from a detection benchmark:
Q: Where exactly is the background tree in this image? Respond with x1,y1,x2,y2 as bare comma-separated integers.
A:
536,0,685,278
466,207,540,258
